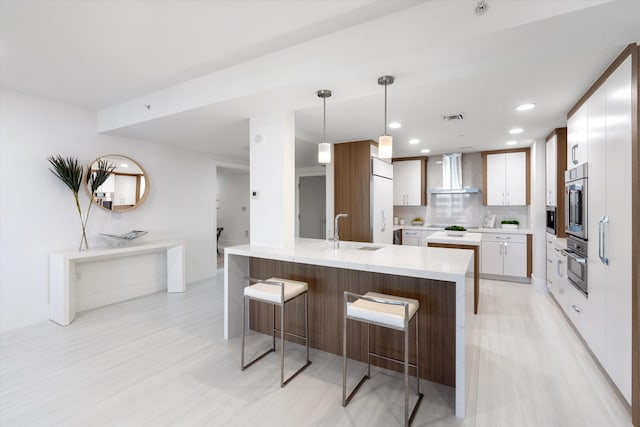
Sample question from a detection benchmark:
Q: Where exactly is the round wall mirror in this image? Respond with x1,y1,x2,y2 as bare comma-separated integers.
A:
86,155,149,212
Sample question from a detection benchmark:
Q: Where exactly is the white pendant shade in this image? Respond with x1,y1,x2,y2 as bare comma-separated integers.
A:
318,142,331,164
378,135,392,159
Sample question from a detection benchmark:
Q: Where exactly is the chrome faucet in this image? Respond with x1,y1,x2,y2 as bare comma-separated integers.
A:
334,213,349,249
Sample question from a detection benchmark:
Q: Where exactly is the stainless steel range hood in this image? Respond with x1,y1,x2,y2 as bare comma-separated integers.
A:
428,153,481,194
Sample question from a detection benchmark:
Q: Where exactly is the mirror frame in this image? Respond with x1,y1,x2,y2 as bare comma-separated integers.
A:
85,154,150,212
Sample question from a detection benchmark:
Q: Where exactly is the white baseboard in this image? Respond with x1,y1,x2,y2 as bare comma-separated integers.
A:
531,274,548,292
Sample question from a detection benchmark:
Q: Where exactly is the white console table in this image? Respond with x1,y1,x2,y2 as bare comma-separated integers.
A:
49,240,185,326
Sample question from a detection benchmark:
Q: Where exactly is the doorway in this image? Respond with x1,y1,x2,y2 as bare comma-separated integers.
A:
298,175,326,239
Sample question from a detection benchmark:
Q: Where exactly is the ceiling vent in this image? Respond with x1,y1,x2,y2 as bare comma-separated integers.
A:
442,113,465,121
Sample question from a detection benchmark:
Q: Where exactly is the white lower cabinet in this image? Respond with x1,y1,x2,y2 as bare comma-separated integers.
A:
402,230,421,246
401,229,434,246
480,233,527,278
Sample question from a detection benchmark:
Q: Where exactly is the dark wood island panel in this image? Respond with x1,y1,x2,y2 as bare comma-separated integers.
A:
248,257,457,387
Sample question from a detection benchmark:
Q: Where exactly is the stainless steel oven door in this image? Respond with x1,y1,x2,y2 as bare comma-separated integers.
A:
565,178,588,239
566,250,588,296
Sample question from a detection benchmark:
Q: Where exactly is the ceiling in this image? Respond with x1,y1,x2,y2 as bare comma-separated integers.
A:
2,0,639,167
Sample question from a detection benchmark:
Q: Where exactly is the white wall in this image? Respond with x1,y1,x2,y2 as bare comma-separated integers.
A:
216,170,250,247
0,89,217,332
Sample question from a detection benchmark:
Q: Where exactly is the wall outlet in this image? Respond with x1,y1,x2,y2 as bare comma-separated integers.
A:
251,191,260,199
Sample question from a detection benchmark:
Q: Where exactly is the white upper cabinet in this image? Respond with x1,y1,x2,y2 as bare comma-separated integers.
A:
393,159,423,206
484,151,528,206
567,103,588,168
545,135,557,206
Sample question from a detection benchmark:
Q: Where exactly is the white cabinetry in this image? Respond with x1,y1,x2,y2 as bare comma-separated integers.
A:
480,233,527,278
401,229,434,246
563,54,633,404
393,160,423,205
567,103,588,168
484,151,527,206
586,56,632,402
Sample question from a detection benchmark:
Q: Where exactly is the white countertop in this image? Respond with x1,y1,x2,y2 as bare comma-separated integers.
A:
225,238,473,282
426,231,482,246
394,225,531,235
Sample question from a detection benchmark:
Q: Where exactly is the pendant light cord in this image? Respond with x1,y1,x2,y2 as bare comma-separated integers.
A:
384,82,387,136
323,96,326,143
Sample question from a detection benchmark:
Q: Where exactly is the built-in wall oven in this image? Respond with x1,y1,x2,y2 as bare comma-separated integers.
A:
566,236,588,296
565,163,588,240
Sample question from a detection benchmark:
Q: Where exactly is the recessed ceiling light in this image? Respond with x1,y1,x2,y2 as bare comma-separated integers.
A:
409,138,420,145
421,148,430,153
509,128,523,134
388,122,402,129
515,103,536,111
506,140,517,146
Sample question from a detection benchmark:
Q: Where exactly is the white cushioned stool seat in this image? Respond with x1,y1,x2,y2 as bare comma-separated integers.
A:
244,277,308,304
347,291,419,330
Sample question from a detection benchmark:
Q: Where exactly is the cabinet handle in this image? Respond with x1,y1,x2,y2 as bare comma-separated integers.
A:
502,193,505,205
499,242,503,255
572,304,581,313
557,259,563,277
506,193,510,205
504,242,508,256
495,236,511,240
380,210,386,232
599,216,609,265
571,144,578,165
547,259,553,263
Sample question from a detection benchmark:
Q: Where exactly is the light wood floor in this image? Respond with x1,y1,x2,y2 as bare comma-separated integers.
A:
0,274,632,426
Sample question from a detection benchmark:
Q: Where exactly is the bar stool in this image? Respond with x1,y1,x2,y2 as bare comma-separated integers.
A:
342,291,423,427
241,277,311,387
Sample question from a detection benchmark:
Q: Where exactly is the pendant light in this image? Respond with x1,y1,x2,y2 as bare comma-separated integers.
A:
317,89,332,164
378,75,394,159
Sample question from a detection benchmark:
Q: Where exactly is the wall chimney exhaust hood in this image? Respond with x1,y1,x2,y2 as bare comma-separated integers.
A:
428,153,481,194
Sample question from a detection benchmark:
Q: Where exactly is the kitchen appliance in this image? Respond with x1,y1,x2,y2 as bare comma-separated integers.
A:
546,206,557,235
564,163,588,240
371,157,393,244
427,153,481,194
566,236,588,296
393,229,401,245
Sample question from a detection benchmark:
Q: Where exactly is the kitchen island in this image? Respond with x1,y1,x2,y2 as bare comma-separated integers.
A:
224,238,473,417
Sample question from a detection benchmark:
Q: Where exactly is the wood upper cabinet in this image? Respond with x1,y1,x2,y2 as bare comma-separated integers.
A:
482,148,530,206
392,158,426,206
333,140,375,243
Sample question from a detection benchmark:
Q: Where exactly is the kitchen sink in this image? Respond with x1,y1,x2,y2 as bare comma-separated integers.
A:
357,246,383,251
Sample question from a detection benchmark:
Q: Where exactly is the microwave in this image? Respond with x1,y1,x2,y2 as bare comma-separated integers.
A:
565,163,588,240
546,206,557,235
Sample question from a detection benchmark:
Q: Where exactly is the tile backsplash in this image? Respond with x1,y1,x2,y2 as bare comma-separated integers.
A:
392,153,530,228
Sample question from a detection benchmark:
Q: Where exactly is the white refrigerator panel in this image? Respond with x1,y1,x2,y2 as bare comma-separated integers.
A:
372,175,393,244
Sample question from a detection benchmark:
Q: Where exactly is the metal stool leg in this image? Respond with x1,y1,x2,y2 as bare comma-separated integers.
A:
241,295,246,369
342,294,370,407
280,301,285,387
407,314,424,426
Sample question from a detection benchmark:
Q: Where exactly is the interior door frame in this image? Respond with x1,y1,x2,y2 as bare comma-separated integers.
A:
296,171,327,239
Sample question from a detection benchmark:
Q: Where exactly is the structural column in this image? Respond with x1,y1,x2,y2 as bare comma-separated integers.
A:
249,112,296,248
